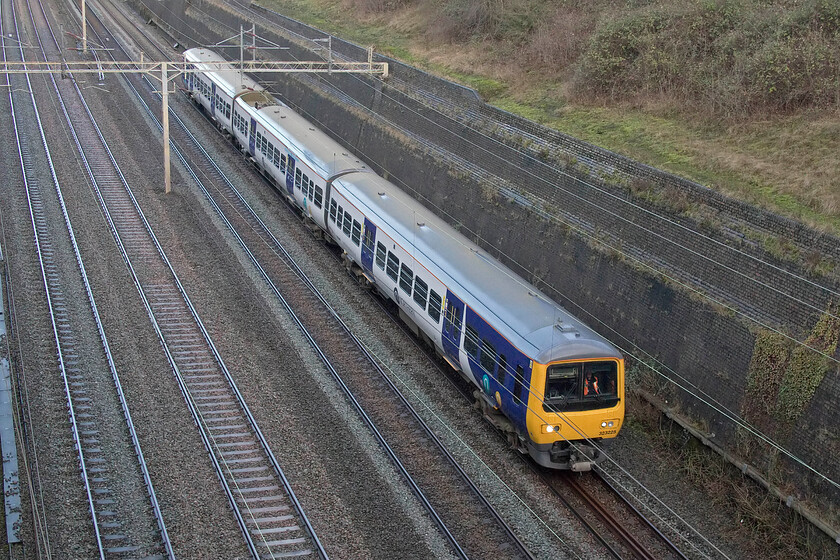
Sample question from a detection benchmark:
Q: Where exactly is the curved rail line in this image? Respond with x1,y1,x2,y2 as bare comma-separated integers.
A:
81,2,538,557
22,0,328,557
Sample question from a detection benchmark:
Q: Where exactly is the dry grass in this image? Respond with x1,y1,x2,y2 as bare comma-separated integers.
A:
260,0,840,233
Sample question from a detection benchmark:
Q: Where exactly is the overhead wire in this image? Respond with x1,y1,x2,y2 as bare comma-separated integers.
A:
171,2,840,552
128,2,836,552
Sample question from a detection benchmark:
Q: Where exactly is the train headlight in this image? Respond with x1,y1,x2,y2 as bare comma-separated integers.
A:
541,424,561,434
600,419,620,429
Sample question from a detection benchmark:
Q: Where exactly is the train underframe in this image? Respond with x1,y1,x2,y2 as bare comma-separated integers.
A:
474,390,602,471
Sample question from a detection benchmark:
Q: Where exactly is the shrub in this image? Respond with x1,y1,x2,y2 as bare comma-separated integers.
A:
567,0,840,115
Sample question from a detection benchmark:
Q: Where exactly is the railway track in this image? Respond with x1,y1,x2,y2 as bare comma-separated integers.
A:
13,0,327,557
79,2,540,557
4,0,173,556
373,288,695,559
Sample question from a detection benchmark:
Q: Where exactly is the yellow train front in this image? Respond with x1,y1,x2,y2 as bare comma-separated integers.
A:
522,355,625,470
468,305,625,472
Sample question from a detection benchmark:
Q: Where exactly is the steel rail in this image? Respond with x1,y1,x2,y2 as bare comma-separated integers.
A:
43,2,328,557
593,468,690,560
110,34,460,557
85,4,535,557
11,0,177,556
5,1,105,556
153,42,536,560
0,3,54,556
145,9,539,558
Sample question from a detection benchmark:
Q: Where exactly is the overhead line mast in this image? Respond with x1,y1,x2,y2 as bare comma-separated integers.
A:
2,28,388,193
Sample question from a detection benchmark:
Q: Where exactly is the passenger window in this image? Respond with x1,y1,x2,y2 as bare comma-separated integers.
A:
399,264,413,294
351,220,361,246
480,340,497,375
386,252,400,281
329,200,337,222
302,174,309,196
514,365,525,404
337,206,344,226
464,325,479,357
412,277,428,309
427,290,442,322
343,213,352,237
375,242,386,269
273,147,280,168
295,169,302,189
315,185,323,208
280,153,287,172
498,354,507,385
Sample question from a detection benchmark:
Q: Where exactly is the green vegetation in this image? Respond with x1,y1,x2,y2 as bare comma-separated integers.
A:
744,306,840,434
258,0,840,235
775,307,840,425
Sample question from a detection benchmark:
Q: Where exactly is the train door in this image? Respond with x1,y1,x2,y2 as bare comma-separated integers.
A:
285,155,296,196
210,83,216,117
442,291,464,364
249,118,257,156
361,218,376,273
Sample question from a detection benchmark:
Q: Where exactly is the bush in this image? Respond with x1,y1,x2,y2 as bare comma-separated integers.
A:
565,0,840,115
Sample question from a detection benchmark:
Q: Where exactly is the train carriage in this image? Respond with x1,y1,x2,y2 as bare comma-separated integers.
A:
183,47,625,470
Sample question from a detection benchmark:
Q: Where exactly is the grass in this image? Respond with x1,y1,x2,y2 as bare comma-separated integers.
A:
256,0,840,237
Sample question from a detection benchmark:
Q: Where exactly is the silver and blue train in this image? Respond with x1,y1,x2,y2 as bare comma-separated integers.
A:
183,48,625,470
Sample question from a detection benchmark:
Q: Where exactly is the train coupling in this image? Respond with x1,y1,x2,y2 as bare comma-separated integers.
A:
559,443,600,472
569,459,593,472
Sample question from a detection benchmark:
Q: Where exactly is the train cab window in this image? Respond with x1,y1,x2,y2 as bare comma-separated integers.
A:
386,252,400,281
480,340,497,375
399,264,413,294
314,185,323,208
351,220,362,246
584,362,618,399
497,354,507,385
329,200,338,223
295,168,302,190
514,365,525,404
375,242,387,269
545,365,579,403
427,290,442,323
342,213,352,237
464,325,479,357
412,277,428,309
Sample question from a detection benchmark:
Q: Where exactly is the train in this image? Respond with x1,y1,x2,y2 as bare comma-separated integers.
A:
182,47,625,471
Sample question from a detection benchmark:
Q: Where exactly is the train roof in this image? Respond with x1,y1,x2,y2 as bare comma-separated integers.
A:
251,104,368,179
184,48,263,98
335,172,621,364
185,48,620,365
